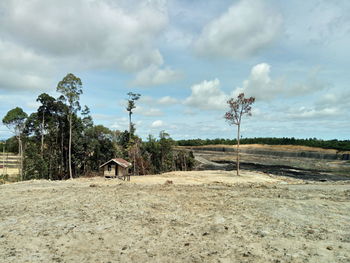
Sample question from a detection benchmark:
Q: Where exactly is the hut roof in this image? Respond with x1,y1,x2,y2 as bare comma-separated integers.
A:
100,158,132,169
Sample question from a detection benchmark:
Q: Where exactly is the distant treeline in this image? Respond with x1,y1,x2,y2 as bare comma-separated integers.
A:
177,137,350,151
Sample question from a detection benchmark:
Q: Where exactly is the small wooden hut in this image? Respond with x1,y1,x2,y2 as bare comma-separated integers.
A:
100,158,132,179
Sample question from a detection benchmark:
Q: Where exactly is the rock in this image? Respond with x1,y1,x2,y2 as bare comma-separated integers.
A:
202,232,209,236
326,246,333,250
307,229,315,234
214,216,225,224
256,230,269,237
184,243,190,246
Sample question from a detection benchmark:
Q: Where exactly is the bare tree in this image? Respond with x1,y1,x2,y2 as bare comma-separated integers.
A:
224,93,255,176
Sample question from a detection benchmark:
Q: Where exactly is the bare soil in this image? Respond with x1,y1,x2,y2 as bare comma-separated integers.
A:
0,171,349,263
187,144,350,180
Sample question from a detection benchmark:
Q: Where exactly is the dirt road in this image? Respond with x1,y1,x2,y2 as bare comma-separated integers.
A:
0,171,349,262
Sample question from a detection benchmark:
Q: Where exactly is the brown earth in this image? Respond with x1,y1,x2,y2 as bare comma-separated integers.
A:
0,171,349,263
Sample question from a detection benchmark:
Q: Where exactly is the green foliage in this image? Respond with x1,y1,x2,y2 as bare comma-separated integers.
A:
23,140,48,180
0,173,9,181
177,137,350,151
56,73,83,113
143,131,195,174
2,107,28,135
126,92,141,113
2,137,18,153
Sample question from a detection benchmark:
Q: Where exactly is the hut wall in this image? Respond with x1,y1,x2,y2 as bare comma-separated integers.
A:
118,166,126,176
104,164,116,177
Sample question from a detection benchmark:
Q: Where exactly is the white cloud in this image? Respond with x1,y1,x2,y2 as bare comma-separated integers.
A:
0,0,173,90
194,0,282,58
134,106,163,116
237,63,328,101
240,63,282,100
0,40,54,91
111,117,128,130
158,96,178,105
133,64,182,86
139,95,178,106
151,120,164,128
0,0,168,71
284,0,350,52
185,79,227,110
287,106,339,119
315,92,350,109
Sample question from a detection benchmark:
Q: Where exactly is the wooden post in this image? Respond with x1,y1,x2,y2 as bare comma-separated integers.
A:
5,151,8,175
2,144,5,176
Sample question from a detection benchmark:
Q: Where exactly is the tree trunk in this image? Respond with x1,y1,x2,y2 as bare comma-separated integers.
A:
68,114,73,179
236,124,240,176
19,137,23,181
133,151,136,175
60,128,64,176
41,112,45,156
2,143,5,177
129,112,132,141
49,152,52,180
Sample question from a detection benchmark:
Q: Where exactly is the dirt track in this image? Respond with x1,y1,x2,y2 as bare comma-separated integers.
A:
0,171,349,262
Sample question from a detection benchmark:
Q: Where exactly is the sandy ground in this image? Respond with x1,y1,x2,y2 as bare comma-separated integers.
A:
0,171,349,263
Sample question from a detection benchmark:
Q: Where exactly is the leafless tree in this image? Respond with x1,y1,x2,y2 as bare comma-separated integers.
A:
225,93,255,176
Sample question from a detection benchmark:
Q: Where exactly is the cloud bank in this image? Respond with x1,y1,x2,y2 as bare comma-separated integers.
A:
194,0,283,58
0,0,174,90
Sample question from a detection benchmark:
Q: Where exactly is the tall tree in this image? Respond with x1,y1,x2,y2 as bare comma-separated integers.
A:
36,93,56,156
225,93,255,176
126,92,140,141
2,107,28,180
56,73,83,179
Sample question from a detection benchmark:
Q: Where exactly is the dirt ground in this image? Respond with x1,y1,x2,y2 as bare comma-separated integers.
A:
0,171,349,263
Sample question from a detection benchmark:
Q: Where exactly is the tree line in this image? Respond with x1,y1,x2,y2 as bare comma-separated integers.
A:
177,137,350,151
1,73,195,181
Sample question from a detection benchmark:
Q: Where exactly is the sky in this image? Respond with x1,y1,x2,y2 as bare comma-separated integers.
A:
0,0,349,140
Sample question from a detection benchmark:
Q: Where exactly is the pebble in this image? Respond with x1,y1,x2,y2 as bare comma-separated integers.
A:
256,230,269,237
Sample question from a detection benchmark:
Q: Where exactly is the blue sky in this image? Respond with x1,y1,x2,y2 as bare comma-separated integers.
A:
0,0,349,140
